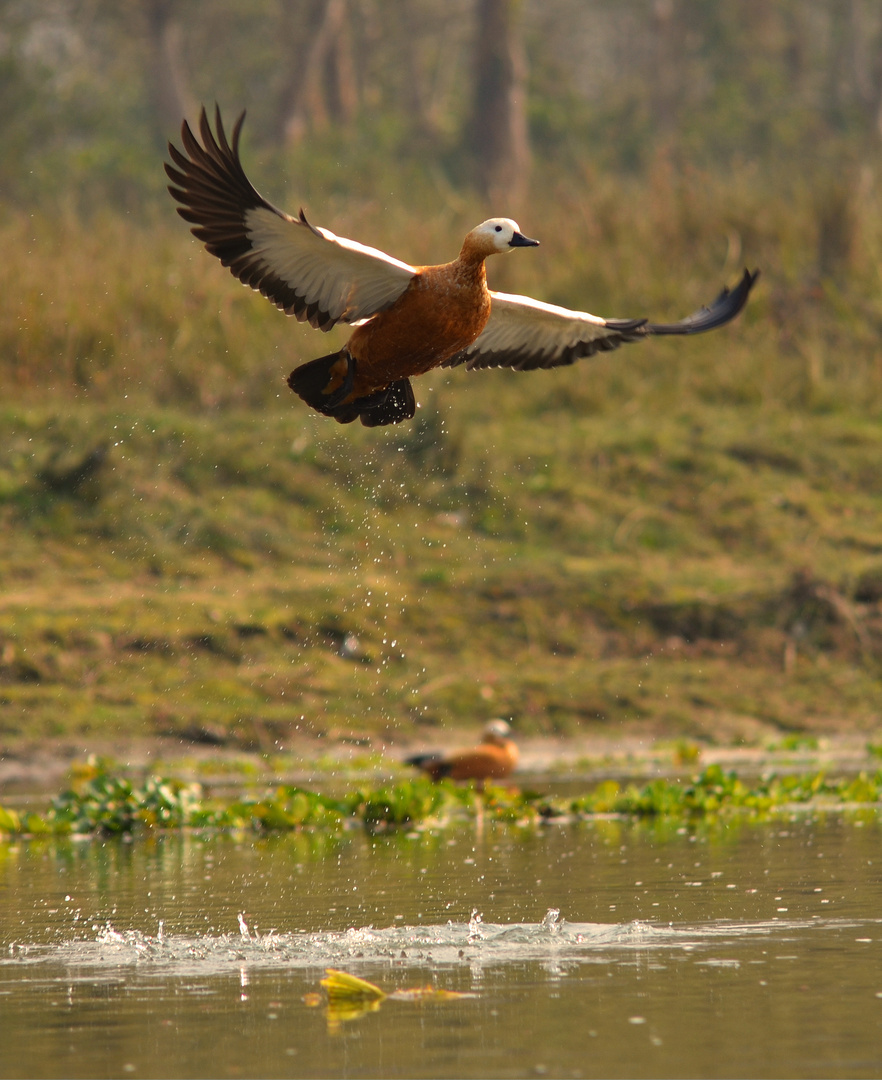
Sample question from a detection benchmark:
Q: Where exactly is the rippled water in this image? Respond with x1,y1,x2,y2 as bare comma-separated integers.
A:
2,814,881,1078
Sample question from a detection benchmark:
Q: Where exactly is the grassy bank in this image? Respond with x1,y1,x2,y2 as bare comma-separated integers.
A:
3,390,882,748
4,157,882,750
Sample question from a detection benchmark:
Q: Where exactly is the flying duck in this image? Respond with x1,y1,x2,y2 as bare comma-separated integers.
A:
166,106,758,427
405,720,519,785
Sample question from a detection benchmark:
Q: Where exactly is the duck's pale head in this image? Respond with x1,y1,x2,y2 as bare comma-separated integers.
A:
482,718,513,744
464,218,540,259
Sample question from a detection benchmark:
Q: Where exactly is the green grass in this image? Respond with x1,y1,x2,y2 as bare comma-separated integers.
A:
4,158,882,748
3,395,882,745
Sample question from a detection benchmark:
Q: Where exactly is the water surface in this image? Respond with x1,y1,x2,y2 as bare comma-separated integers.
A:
2,814,881,1078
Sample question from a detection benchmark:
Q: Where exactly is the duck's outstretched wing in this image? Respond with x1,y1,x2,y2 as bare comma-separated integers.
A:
165,106,416,331
443,269,759,372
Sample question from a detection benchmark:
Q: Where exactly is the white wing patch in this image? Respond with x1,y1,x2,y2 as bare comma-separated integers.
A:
450,290,628,371
244,207,416,325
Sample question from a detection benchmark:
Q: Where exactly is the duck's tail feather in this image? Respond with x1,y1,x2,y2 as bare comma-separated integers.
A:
288,351,354,414
405,753,450,780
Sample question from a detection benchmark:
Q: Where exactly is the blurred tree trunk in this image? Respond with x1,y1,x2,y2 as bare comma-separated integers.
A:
273,0,357,145
142,0,195,139
386,0,434,138
845,0,882,140
649,0,682,136
467,0,530,210
323,9,359,126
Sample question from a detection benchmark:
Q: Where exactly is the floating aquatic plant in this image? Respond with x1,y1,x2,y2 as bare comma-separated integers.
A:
222,785,345,831
321,968,387,1003
315,968,474,1031
49,761,205,834
567,764,882,818
340,778,474,829
0,759,880,839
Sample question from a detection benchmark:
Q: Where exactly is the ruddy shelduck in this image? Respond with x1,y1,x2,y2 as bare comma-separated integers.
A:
166,106,759,427
405,719,519,784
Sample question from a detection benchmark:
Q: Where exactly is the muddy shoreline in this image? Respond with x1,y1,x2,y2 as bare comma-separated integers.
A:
1,729,878,801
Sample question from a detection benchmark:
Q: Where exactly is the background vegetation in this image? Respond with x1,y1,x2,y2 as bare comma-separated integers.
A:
4,1,882,754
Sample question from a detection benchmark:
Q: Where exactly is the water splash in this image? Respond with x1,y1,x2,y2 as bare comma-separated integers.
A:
541,908,561,934
4,912,870,980
467,908,484,944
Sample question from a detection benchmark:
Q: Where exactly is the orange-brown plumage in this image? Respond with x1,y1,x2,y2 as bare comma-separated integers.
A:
405,720,519,784
165,106,758,428
286,222,526,424
346,255,492,395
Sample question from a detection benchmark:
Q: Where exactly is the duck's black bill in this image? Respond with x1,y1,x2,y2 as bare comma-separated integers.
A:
509,231,540,247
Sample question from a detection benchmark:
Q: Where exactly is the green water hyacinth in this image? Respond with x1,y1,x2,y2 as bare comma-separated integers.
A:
50,771,205,834
0,762,881,839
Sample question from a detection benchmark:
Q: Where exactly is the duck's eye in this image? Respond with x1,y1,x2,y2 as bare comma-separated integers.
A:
494,225,503,232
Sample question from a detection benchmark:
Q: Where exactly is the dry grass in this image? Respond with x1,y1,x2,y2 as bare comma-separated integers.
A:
6,151,882,418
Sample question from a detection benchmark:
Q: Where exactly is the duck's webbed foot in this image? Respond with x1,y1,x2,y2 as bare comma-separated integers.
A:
357,379,416,427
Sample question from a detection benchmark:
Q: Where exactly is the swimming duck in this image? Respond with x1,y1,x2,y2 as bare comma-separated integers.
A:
166,106,758,427
405,719,519,784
